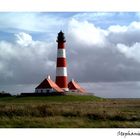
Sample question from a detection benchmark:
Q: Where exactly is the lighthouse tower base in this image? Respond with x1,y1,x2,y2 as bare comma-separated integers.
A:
62,88,69,92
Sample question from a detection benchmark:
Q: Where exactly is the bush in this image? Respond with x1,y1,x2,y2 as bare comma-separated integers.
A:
0,92,11,97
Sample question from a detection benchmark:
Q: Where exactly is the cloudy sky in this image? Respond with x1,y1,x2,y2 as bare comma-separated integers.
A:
1,12,140,87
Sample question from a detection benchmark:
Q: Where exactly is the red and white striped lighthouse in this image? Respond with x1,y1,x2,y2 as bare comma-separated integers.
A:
55,31,69,91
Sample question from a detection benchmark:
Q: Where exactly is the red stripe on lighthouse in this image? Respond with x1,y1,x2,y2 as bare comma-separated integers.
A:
58,42,65,49
56,76,68,89
57,58,67,67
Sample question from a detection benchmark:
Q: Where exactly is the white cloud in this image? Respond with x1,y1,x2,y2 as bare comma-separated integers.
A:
73,12,114,22
1,13,140,84
129,21,140,30
108,21,140,34
0,32,56,84
117,43,140,62
107,21,140,46
68,19,107,47
0,41,17,59
66,18,140,82
108,25,127,32
0,13,66,33
15,32,33,46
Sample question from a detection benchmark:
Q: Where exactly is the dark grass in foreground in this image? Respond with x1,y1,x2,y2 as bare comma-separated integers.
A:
0,95,140,128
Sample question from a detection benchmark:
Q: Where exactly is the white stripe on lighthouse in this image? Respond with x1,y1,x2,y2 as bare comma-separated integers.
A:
56,67,67,76
57,49,66,58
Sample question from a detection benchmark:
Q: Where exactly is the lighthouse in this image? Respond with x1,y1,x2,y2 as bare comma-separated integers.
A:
55,31,69,91
34,31,86,95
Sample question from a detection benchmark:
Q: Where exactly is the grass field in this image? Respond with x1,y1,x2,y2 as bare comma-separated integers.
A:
0,95,140,128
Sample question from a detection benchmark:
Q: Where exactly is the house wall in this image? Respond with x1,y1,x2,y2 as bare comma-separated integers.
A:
35,88,55,93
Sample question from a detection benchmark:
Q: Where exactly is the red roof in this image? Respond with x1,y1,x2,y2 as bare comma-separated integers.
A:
36,76,64,92
68,79,86,93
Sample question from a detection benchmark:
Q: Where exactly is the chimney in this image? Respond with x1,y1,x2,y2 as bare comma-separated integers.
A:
47,75,51,80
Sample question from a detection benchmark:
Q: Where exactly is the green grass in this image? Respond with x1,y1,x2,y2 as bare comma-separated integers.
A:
0,94,103,104
0,95,140,128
